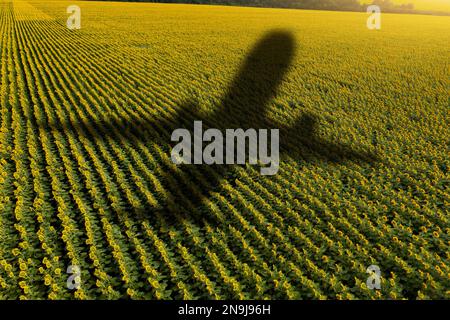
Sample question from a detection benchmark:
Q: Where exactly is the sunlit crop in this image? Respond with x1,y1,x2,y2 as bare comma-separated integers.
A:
0,0,448,299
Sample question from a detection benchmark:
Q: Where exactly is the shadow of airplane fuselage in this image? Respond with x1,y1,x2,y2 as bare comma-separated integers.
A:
40,30,379,227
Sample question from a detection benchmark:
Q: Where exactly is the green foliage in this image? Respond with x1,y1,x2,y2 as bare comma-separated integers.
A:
0,0,448,300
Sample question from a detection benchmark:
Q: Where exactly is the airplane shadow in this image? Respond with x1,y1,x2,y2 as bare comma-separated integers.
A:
38,30,380,229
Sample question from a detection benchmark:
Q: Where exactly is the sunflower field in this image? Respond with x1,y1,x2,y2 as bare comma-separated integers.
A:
0,0,449,300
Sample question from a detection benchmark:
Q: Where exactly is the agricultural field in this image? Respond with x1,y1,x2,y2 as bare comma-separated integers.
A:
0,0,449,300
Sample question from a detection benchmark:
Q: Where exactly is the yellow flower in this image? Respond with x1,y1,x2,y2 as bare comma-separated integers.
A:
48,292,58,300
126,288,135,297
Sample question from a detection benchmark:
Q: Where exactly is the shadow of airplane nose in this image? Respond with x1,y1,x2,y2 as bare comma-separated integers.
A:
215,30,296,126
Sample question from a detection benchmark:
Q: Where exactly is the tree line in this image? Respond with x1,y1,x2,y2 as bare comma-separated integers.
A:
91,0,416,13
